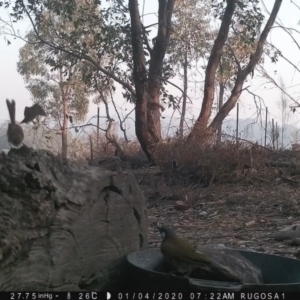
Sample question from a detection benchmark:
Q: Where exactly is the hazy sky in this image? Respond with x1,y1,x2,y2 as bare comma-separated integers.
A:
0,0,300,139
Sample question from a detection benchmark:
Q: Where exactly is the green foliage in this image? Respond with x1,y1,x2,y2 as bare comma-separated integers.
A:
18,30,90,123
159,0,213,108
4,0,190,109
211,0,265,89
6,0,133,98
165,0,265,104
2,0,274,127
169,0,213,67
212,0,264,37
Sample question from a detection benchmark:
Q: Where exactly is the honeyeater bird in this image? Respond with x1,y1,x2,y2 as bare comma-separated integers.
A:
157,226,242,283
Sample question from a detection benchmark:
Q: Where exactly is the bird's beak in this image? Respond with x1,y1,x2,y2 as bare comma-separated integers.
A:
156,226,162,232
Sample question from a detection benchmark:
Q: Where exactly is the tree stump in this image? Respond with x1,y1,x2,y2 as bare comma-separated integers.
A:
0,146,148,291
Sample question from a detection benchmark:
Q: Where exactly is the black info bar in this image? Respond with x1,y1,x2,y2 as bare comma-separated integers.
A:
4,292,294,300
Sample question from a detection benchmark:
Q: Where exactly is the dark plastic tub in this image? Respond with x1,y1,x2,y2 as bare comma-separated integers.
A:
126,248,300,292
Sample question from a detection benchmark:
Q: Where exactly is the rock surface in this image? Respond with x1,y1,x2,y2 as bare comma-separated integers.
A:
196,245,263,284
274,224,300,241
0,146,148,291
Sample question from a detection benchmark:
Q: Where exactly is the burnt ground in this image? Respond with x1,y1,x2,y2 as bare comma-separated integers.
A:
133,168,300,258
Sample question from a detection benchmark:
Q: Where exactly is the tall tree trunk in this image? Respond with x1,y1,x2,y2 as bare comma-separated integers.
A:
179,43,188,140
208,0,282,133
129,0,175,161
189,0,282,138
188,0,237,139
217,82,225,144
129,0,154,161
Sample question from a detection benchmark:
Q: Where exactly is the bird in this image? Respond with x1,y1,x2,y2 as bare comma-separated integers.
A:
20,103,46,124
157,226,241,282
6,99,24,148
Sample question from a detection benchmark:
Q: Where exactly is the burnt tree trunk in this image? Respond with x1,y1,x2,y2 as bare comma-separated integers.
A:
0,146,148,291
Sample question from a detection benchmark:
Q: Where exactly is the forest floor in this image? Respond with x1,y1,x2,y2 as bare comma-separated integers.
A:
133,167,300,259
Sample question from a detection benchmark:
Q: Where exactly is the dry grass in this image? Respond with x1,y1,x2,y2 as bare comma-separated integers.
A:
154,135,274,186
67,133,300,257
130,137,300,258
69,131,300,188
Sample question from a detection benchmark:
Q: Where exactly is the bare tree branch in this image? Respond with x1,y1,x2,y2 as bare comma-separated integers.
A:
109,89,132,143
257,65,300,106
191,0,237,132
266,42,300,74
291,0,300,11
241,0,282,79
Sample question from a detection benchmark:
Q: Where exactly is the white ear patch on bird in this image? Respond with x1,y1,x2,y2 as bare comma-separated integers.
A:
161,232,166,239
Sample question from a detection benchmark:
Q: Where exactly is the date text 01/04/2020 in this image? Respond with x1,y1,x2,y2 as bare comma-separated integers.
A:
7,292,287,300
115,292,286,300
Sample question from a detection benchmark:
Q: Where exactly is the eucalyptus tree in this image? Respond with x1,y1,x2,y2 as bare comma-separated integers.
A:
17,2,98,159
3,0,282,160
4,0,176,161
189,0,282,138
215,21,260,142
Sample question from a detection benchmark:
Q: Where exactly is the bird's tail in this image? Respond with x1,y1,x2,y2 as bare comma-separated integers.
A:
209,260,242,283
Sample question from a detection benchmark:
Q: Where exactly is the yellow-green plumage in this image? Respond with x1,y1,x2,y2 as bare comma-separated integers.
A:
160,235,214,273
157,226,241,282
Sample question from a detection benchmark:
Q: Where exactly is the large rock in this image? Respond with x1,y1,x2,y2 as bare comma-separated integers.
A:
0,146,148,291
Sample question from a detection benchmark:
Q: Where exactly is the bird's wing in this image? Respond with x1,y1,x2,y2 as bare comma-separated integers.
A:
162,238,241,282
162,238,214,271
